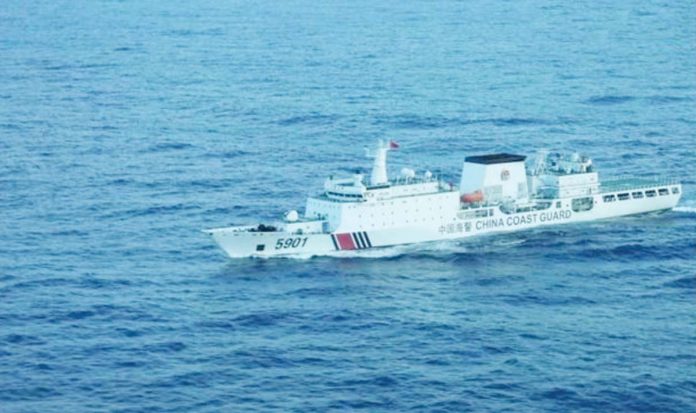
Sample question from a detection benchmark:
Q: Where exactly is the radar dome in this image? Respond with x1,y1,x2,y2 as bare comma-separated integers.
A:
400,168,415,179
284,210,299,222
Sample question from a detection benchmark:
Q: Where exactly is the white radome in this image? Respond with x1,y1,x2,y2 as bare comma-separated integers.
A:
204,140,682,258
284,210,299,222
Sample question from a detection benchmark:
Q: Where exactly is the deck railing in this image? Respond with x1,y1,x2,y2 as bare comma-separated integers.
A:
599,176,680,193
533,176,679,198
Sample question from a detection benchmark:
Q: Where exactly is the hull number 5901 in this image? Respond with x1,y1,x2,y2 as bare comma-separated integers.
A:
275,237,308,250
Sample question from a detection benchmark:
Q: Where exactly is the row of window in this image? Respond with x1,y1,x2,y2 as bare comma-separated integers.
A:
603,186,678,203
327,191,363,199
459,209,493,219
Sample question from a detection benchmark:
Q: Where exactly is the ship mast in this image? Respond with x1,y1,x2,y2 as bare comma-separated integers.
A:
367,139,395,186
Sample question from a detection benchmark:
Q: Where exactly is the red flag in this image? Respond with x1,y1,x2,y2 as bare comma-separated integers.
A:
389,140,399,149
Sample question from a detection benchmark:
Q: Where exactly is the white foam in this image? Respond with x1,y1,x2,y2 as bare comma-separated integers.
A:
674,206,696,214
492,238,527,247
282,239,465,260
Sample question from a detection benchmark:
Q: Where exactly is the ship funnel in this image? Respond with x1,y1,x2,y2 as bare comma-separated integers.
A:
460,153,528,203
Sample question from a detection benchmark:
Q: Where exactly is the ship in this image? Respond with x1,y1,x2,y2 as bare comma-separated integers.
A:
204,140,682,258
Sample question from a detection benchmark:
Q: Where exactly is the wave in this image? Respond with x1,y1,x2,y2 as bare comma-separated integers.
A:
663,275,696,289
585,95,636,105
576,243,689,261
674,206,696,214
374,114,552,129
277,113,339,126
116,203,198,218
3,334,45,345
144,142,195,152
646,95,693,104
201,149,249,159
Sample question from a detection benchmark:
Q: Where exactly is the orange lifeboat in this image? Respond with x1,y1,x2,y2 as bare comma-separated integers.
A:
460,190,484,203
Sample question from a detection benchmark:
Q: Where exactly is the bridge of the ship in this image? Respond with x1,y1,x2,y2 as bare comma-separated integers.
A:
319,176,449,203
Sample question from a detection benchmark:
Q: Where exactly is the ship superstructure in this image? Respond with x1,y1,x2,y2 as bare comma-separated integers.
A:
205,140,681,258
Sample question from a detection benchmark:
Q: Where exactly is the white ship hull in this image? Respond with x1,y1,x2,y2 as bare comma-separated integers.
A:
206,184,681,258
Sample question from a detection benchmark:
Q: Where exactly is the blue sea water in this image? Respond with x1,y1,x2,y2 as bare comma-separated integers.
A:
1,0,696,411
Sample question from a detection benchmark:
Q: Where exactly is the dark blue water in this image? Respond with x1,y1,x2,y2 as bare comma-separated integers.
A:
2,1,695,411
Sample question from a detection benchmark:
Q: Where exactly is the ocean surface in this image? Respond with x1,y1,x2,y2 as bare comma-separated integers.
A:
1,1,695,411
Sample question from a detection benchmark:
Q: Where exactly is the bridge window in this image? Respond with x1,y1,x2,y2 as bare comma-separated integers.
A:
646,190,656,197
672,187,680,194
632,192,643,199
603,195,616,202
572,197,593,212
658,188,669,196
618,193,630,201
474,209,489,218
